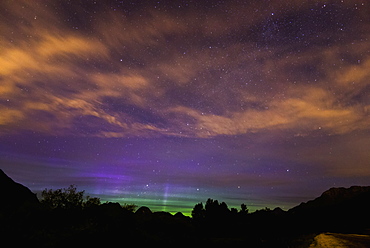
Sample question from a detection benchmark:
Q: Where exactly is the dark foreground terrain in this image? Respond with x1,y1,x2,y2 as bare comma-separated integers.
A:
1,169,370,247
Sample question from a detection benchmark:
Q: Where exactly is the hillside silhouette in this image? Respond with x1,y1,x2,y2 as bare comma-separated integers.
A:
289,186,370,234
0,169,39,211
1,169,369,247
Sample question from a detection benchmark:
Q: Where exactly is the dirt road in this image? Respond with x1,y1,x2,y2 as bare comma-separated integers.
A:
309,233,370,248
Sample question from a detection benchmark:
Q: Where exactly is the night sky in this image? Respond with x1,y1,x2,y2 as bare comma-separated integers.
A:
1,0,370,215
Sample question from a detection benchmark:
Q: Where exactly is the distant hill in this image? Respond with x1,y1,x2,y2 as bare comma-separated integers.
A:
288,186,370,233
0,169,39,212
289,186,370,213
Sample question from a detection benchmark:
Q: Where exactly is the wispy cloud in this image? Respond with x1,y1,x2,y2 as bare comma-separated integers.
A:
1,0,369,139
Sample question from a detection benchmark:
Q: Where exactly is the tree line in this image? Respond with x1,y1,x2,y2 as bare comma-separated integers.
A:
40,185,253,217
40,184,137,212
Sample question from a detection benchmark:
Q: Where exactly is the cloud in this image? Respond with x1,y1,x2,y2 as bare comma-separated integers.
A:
1,1,369,139
166,81,369,137
0,108,24,126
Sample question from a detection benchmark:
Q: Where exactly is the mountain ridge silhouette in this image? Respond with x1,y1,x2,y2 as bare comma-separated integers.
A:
0,169,39,211
289,185,370,213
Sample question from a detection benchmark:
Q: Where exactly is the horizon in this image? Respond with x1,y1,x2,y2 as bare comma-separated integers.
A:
3,167,370,216
1,166,297,215
1,1,370,217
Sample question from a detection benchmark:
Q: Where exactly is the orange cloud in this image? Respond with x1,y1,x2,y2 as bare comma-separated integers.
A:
167,83,369,138
0,33,108,75
1,1,369,139
0,108,24,126
37,35,108,59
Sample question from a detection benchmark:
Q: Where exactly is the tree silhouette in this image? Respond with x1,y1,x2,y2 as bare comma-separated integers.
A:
205,198,230,219
240,203,249,214
121,203,138,212
84,195,101,208
41,185,91,210
191,202,205,221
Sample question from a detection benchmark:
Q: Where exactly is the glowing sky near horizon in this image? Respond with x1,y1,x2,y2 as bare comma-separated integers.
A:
1,0,370,214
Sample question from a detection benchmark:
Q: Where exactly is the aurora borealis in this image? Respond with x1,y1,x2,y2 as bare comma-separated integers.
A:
1,0,369,214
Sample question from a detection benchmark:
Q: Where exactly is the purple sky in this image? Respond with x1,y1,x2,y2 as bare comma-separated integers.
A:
1,0,370,214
